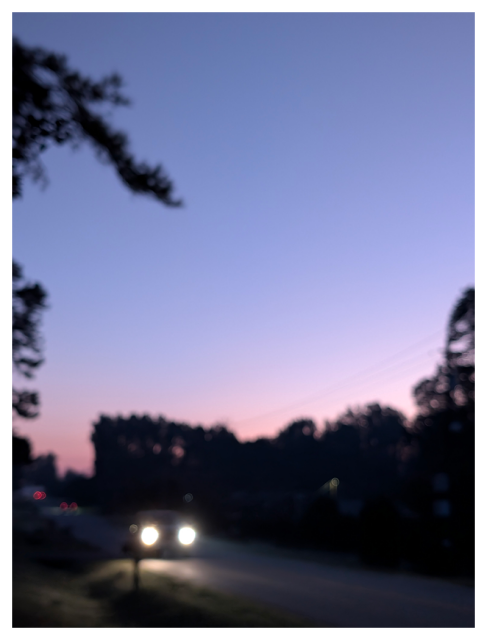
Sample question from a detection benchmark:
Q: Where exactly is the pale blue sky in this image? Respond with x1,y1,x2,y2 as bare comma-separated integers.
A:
12,13,474,474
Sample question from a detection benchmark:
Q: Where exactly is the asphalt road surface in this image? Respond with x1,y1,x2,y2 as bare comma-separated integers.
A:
42,510,475,627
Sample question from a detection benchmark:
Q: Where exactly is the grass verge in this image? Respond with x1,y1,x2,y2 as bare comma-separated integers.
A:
13,529,313,627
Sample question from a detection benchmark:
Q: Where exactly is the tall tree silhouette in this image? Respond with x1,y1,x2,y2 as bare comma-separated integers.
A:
12,37,182,419
12,261,47,418
409,288,475,575
413,287,474,414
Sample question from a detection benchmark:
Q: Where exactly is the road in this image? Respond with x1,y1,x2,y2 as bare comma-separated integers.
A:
42,510,475,627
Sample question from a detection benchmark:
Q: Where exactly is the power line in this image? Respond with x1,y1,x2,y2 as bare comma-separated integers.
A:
329,347,441,393
233,330,443,425
234,350,435,425
305,350,441,415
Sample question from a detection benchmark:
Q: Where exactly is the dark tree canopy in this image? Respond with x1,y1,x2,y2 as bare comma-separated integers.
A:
13,37,181,205
413,287,474,415
12,261,48,418
446,287,474,370
275,418,317,445
13,434,32,466
407,289,475,574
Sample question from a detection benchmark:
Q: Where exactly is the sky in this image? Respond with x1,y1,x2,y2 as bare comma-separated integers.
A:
11,12,474,476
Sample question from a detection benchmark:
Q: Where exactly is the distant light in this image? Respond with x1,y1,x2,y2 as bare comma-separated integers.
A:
141,526,159,545
60,502,68,510
69,502,78,510
40,492,46,499
178,527,196,545
331,478,340,487
184,493,193,503
153,444,162,454
33,491,43,500
170,445,185,459
129,524,138,534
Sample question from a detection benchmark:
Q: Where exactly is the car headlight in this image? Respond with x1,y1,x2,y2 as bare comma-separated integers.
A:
141,526,159,545
178,527,196,545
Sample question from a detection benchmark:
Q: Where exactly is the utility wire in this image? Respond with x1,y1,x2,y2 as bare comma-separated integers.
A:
303,350,441,415
233,330,443,425
235,349,435,425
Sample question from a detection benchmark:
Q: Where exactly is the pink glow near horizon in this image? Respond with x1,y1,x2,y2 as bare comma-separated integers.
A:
15,376,423,478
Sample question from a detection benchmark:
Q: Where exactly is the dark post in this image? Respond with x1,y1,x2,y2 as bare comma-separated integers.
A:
133,557,140,591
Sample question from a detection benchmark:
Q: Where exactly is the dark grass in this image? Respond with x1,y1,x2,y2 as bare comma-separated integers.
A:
12,527,314,627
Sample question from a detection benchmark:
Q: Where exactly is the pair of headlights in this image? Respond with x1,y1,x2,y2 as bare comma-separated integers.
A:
140,525,196,546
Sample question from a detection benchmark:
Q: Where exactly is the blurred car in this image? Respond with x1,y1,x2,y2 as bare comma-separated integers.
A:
122,509,196,559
